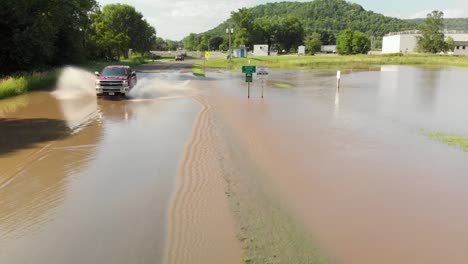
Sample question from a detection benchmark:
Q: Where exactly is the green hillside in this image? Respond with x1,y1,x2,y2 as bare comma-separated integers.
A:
407,18,468,31
183,0,417,49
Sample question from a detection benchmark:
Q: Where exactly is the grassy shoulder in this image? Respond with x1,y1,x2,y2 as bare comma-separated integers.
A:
424,132,468,151
204,54,468,70
0,72,58,99
0,56,151,100
192,62,206,77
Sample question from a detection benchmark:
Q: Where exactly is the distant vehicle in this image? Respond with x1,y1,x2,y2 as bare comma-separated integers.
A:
95,66,137,96
321,45,337,54
175,54,184,61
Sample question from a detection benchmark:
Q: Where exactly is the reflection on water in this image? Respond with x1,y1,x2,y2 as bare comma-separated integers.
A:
214,66,468,264
417,69,439,111
0,95,30,117
2,65,468,264
0,92,103,240
0,73,200,263
334,88,340,118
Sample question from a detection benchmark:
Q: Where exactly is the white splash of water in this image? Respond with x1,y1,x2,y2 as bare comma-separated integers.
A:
128,73,192,99
52,66,96,100
52,66,99,129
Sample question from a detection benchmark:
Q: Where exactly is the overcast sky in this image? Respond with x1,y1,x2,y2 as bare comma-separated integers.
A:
98,0,468,40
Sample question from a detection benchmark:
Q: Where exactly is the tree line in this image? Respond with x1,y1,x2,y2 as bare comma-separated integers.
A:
1,0,156,75
180,0,414,53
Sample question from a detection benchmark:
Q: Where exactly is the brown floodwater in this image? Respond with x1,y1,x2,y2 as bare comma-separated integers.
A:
1,64,468,264
206,65,468,264
0,70,200,264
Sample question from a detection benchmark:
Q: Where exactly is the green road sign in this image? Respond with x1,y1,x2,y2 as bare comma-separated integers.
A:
246,73,253,83
242,66,256,74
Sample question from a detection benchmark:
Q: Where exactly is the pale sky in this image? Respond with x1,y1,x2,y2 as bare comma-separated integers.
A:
98,0,468,40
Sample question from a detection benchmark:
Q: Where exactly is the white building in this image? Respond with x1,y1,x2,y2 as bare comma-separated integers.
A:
298,45,306,55
447,33,468,56
382,31,468,55
253,44,269,56
321,45,337,53
232,47,247,58
382,31,420,54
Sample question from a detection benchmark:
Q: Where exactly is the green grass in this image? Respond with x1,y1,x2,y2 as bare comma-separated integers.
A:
272,82,294,88
0,72,57,99
204,54,468,71
424,132,468,151
192,63,206,77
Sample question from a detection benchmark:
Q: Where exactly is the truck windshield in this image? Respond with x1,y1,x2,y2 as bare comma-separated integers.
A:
101,68,126,76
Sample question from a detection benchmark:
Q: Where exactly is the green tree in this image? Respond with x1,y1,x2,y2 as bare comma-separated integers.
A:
188,0,416,51
166,40,180,51
0,0,97,74
446,36,455,52
97,4,155,56
253,17,281,52
318,31,336,45
276,16,304,52
305,32,322,54
232,8,256,47
197,35,209,51
417,11,447,53
183,33,198,51
209,37,224,50
154,37,168,51
337,29,369,54
336,29,354,55
351,31,370,54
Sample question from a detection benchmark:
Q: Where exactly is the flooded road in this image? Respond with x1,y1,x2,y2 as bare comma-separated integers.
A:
1,64,468,264
0,69,201,263
207,65,468,264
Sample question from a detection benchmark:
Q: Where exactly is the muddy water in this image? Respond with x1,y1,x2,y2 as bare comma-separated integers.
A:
0,72,200,264
207,66,468,264
2,65,468,264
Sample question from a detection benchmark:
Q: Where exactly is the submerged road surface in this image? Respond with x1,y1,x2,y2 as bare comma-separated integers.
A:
0,63,202,264
1,63,468,264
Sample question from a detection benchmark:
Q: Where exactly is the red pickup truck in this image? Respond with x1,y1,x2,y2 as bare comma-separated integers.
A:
95,66,137,96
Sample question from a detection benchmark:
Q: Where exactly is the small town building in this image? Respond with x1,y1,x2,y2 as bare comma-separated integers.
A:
298,45,306,55
232,47,247,58
382,31,468,55
253,44,269,56
452,34,468,55
454,43,468,55
382,31,419,54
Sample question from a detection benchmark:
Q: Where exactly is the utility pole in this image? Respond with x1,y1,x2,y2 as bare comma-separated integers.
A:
226,26,234,62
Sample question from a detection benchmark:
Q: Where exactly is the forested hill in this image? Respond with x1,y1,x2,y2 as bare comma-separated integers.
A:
407,18,468,31
203,0,416,40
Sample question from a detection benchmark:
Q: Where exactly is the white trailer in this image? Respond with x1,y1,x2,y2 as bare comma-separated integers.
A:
321,45,337,53
253,45,269,56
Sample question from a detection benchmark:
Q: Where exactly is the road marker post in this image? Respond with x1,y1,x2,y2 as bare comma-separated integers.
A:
204,52,211,75
242,66,256,99
257,66,269,99
337,70,341,90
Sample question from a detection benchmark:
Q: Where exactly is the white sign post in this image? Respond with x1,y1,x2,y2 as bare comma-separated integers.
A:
257,66,269,98
336,70,341,90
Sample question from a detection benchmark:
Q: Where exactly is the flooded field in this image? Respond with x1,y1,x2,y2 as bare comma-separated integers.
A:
1,64,468,264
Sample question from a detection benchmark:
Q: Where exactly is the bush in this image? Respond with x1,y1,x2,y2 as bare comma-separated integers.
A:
337,29,370,55
0,72,57,99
